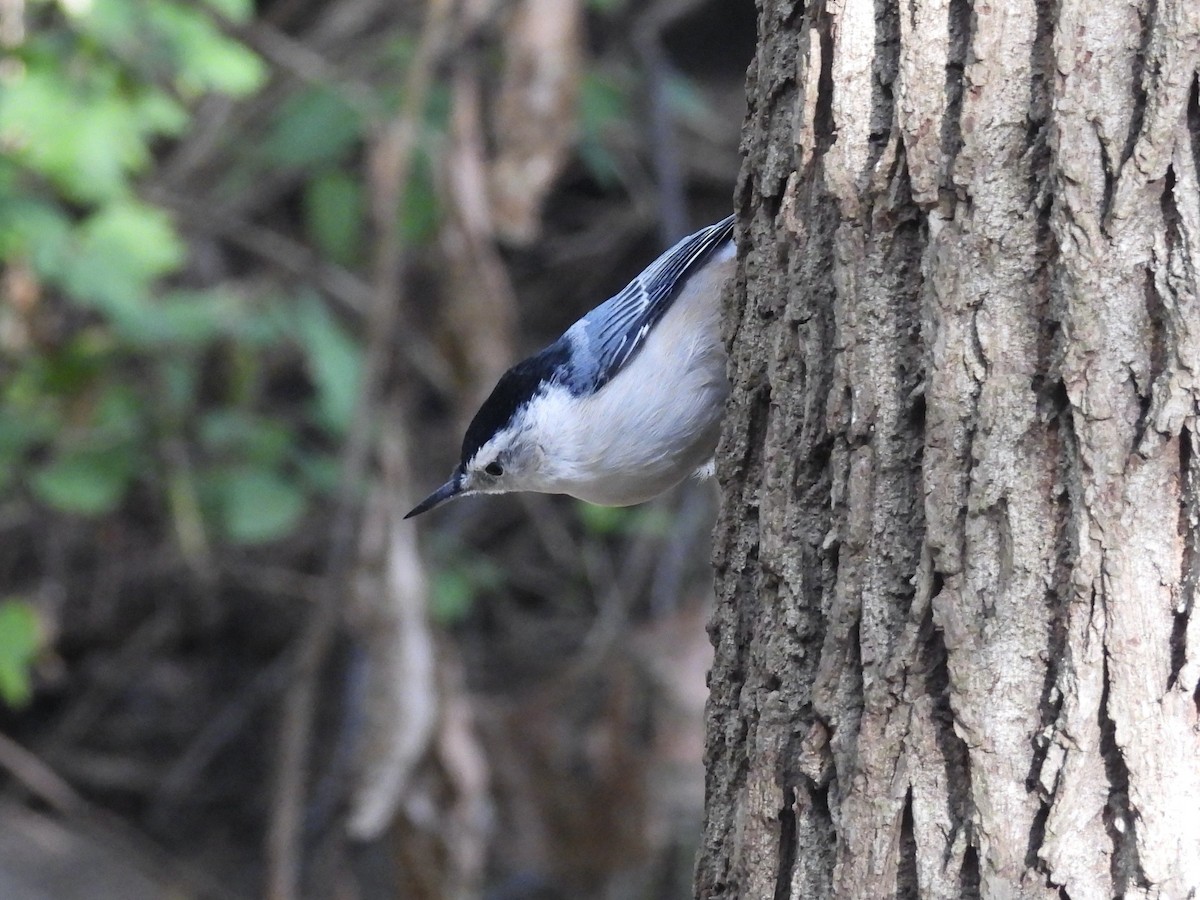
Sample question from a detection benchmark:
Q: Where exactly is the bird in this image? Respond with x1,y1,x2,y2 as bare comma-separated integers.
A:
406,215,736,519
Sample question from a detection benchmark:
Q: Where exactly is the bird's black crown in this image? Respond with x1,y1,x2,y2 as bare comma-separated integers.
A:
460,340,571,465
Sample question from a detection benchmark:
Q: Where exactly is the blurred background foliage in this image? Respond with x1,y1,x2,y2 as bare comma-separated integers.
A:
0,0,752,896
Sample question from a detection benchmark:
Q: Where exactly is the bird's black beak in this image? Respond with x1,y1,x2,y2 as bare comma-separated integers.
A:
405,471,464,519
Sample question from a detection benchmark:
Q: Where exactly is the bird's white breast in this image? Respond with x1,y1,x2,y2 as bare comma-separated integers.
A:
528,245,734,505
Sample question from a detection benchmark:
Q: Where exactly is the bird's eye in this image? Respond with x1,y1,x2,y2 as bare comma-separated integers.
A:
484,461,504,477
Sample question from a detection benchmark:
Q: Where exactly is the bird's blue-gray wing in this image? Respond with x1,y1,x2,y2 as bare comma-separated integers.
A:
561,215,734,394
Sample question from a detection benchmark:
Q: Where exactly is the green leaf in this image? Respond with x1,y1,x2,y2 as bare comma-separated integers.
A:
0,65,152,202
578,72,630,186
199,410,292,465
262,87,362,169
31,448,134,515
0,407,55,494
38,333,112,395
62,200,184,315
295,293,362,435
430,569,475,624
114,289,245,348
93,384,144,443
580,71,629,128
664,72,712,125
304,169,363,266
75,0,265,98
428,559,503,624
133,87,189,136
0,411,47,458
201,0,256,23
1,364,63,440
229,292,291,346
68,0,141,51
0,197,72,274
627,505,673,537
210,465,306,544
400,154,440,243
294,451,341,495
0,600,39,708
146,292,228,345
146,1,266,97
159,355,199,415
576,501,632,535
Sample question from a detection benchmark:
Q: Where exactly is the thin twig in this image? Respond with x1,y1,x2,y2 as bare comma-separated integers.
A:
150,650,294,824
0,733,245,900
0,732,79,812
514,493,662,680
146,187,374,315
238,19,381,121
38,608,177,755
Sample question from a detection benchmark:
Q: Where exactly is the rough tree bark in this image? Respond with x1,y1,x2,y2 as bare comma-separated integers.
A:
699,0,1200,898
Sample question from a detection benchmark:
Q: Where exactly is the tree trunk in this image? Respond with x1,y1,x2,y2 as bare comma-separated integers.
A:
699,0,1200,898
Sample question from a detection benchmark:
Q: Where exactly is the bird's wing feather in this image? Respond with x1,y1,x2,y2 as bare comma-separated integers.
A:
561,214,735,394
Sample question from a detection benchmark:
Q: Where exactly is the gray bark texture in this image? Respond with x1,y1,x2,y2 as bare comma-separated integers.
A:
698,0,1200,898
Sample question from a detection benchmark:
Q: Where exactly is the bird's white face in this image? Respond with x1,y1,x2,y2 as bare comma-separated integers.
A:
459,419,546,497
405,400,555,518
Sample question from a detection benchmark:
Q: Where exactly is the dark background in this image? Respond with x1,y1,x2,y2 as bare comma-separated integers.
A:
0,0,754,896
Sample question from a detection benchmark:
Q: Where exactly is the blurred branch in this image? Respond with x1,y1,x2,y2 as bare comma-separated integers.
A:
237,18,382,120
634,0,710,244
514,494,659,680
148,187,373,315
151,650,294,825
265,0,456,896
487,0,583,244
440,67,519,411
0,733,245,900
0,0,25,47
343,428,438,840
307,0,399,51
220,562,328,603
38,608,178,756
0,734,79,813
157,95,240,187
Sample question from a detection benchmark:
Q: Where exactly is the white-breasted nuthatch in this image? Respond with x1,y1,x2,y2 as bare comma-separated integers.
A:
406,215,735,519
